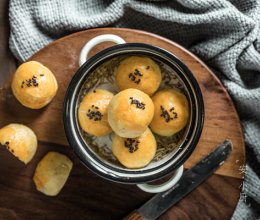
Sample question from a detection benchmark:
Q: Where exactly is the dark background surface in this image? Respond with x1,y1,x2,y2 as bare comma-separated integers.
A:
0,0,16,86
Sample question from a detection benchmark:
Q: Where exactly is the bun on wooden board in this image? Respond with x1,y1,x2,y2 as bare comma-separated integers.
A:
11,61,58,109
33,152,73,196
0,123,37,164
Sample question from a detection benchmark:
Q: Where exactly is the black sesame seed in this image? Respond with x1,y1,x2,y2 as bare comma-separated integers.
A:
134,69,143,76
135,79,141,84
128,69,143,84
25,76,39,87
124,138,140,153
86,108,103,121
160,105,178,123
130,98,145,110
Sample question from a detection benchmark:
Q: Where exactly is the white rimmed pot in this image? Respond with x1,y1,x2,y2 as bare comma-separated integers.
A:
63,34,204,193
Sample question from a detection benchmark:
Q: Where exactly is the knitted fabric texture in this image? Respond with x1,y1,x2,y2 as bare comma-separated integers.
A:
9,0,260,219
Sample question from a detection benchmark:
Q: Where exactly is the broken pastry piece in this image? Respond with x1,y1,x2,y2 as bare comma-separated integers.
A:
33,151,73,196
0,123,37,164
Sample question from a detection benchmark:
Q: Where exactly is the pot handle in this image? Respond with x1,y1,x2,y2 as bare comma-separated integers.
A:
79,34,126,66
137,165,184,193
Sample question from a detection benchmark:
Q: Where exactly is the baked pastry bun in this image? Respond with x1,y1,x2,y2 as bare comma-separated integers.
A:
112,128,156,168
11,61,58,109
78,89,114,136
115,56,161,96
33,152,73,196
0,123,37,164
150,89,189,136
108,88,154,138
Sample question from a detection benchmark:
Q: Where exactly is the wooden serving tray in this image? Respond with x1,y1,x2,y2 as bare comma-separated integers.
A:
0,28,245,220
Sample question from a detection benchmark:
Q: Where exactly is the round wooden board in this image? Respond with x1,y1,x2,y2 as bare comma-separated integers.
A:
0,28,245,220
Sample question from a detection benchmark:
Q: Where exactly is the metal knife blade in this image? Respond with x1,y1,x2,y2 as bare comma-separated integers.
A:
138,140,232,220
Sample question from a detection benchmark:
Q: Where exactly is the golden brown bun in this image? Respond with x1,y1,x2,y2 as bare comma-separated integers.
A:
0,123,37,164
11,61,58,109
150,89,190,136
78,89,114,136
108,88,154,138
112,128,156,168
115,56,161,96
33,152,73,196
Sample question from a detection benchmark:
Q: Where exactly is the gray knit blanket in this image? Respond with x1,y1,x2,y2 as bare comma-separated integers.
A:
9,0,260,219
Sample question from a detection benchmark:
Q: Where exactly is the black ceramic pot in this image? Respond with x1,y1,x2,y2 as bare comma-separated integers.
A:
63,36,204,191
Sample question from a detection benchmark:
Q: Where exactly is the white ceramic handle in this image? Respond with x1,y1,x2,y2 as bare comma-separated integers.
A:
79,34,126,66
137,165,184,193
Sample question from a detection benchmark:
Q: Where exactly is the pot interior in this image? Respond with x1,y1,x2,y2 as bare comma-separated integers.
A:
76,54,193,172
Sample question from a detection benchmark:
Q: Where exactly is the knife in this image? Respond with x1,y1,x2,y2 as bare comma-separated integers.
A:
124,140,233,220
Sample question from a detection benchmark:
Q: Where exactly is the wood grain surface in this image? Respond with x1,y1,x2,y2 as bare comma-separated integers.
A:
0,25,245,219
0,143,242,220
0,28,245,178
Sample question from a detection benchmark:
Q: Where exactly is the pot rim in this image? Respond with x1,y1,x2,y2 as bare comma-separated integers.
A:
63,43,204,184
